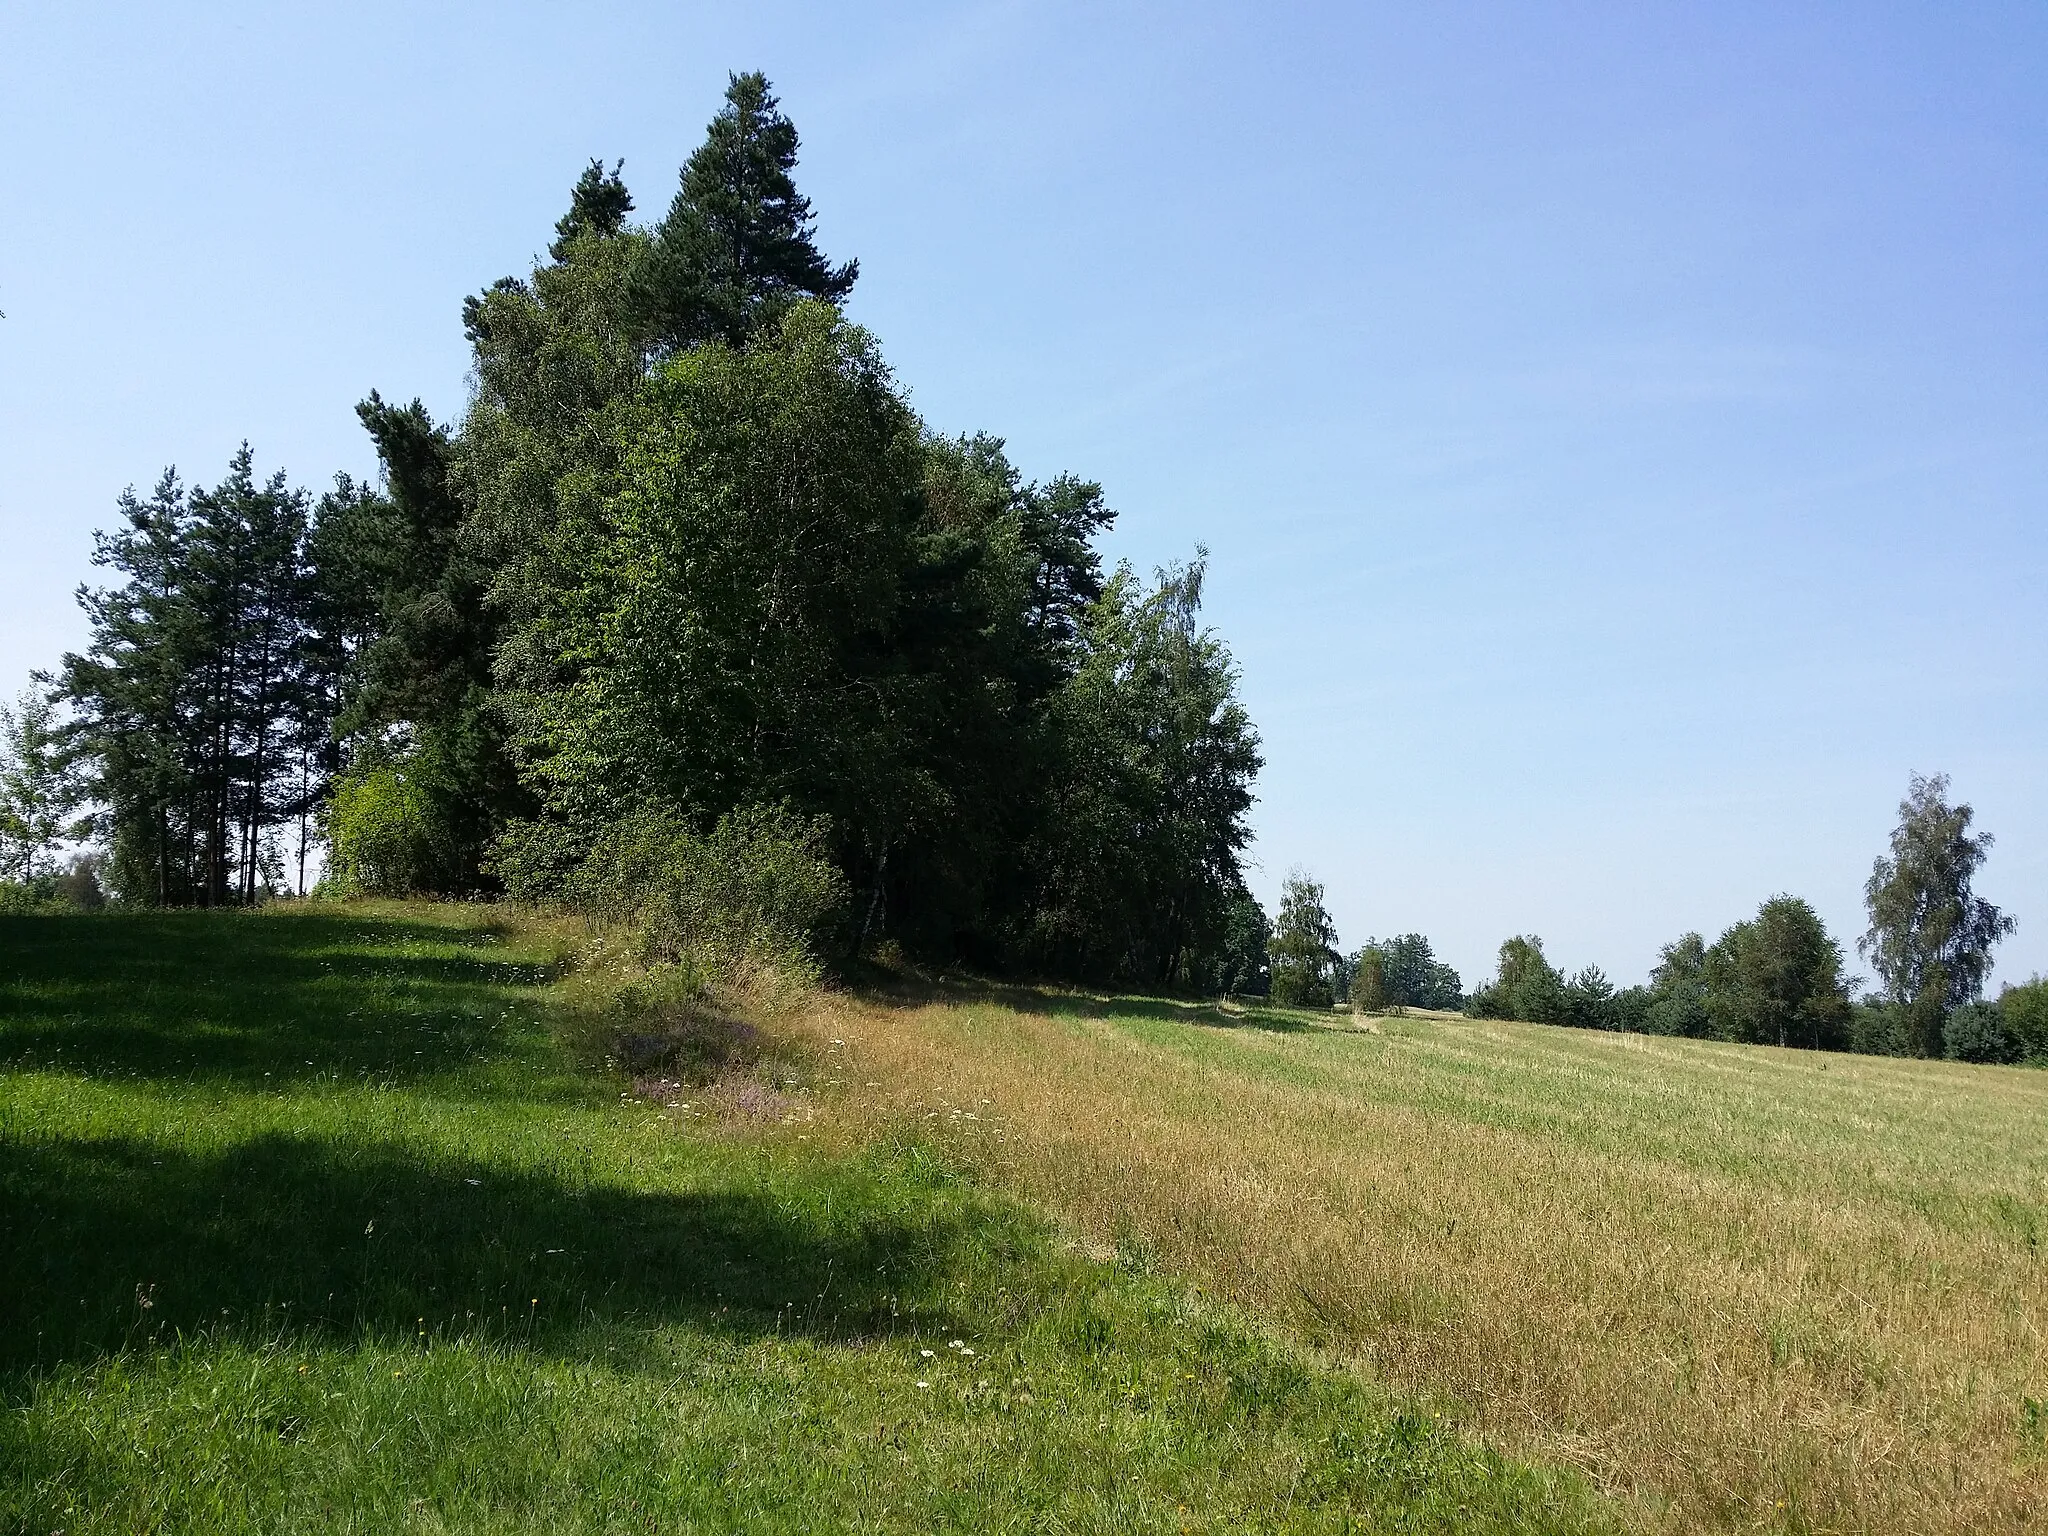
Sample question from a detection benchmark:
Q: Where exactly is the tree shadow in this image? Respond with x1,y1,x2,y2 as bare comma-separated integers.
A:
0,1129,981,1381
855,970,1323,1035
0,910,555,1088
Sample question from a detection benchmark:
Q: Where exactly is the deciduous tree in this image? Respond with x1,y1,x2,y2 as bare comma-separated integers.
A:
1704,896,1851,1050
1270,870,1339,1008
0,687,84,882
1860,773,2016,1056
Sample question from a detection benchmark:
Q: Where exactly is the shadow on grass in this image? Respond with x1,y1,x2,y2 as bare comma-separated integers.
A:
0,910,554,1088
856,969,1325,1035
0,1129,984,1380
0,910,997,1385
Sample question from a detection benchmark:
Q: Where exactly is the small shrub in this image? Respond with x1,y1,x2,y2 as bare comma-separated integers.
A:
568,961,768,1084
327,759,449,896
2000,978,2048,1065
1849,1000,1914,1057
568,801,848,984
491,816,589,904
53,853,106,910
0,859,102,914
1944,1000,2015,1065
0,879,57,914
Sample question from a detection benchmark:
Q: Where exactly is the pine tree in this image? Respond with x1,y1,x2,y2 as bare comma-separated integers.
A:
65,451,324,904
549,159,634,261
65,470,206,904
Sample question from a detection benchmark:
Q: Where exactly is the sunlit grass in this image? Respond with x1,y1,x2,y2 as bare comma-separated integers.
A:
808,984,2048,1534
1,905,1606,1534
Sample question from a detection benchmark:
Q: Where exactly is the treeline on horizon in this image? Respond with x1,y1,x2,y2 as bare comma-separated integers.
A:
0,73,1269,992
1262,773,2042,1067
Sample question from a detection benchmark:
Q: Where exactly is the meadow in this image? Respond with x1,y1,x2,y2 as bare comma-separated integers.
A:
8,902,2043,1534
0,904,1603,1535
808,984,2048,1532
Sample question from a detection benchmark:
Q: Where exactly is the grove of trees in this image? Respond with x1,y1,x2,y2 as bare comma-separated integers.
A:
23,73,1264,988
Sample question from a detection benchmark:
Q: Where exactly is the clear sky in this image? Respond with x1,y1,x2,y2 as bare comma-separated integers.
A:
3,2,2043,988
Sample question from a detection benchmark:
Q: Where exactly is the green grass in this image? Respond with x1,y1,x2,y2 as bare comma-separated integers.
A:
1,905,1608,1534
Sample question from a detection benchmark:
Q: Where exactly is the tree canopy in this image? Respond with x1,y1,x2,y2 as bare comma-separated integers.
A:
635,72,858,351
28,70,2032,1062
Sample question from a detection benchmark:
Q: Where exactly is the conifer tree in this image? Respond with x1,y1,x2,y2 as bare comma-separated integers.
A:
65,451,323,904
549,159,634,261
636,71,858,350
309,394,519,892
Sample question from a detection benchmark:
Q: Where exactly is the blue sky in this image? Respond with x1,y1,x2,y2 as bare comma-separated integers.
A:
3,2,2043,987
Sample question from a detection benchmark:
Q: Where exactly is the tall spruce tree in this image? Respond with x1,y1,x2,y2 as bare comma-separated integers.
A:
636,72,858,351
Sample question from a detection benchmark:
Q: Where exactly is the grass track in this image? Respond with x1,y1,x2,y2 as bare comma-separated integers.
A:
1,905,1606,1534
811,986,2048,1533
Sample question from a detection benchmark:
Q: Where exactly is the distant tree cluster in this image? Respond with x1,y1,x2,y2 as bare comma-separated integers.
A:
22,73,1265,987
1350,934,1464,1012
1466,774,2037,1065
1241,871,1464,1015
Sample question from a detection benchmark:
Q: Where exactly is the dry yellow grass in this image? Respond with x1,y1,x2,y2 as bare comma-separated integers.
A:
795,986,2048,1534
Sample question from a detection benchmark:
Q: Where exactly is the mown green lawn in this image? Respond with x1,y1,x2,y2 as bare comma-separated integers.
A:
1,904,1607,1535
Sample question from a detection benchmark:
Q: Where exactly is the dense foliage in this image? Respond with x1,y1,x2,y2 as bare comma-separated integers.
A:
61,455,325,905
1353,933,1464,1012
1463,831,2031,1063
0,689,82,884
45,72,1263,988
1469,902,1855,1047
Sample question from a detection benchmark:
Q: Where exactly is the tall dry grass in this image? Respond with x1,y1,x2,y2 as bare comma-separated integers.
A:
798,988,2048,1534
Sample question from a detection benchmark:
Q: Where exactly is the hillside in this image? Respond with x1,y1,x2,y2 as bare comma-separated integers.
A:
8,903,2043,1533
1,904,1603,1535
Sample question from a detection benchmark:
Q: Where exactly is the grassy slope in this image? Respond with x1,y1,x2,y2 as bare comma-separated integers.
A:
813,988,2048,1533
0,905,1606,1536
